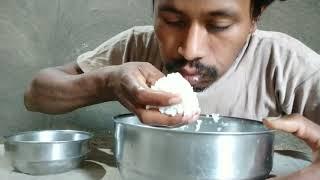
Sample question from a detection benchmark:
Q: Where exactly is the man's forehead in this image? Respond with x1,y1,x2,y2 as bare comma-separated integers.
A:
155,0,249,17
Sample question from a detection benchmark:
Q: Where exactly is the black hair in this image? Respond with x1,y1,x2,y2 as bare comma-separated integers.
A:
152,0,287,21
251,0,287,20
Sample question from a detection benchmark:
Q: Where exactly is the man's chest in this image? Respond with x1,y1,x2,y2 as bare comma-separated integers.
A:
197,72,281,121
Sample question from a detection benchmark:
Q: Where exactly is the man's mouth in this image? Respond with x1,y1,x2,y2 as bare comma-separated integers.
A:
180,73,200,85
165,60,218,92
179,68,201,86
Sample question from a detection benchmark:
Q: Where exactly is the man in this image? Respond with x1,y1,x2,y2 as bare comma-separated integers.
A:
24,0,320,179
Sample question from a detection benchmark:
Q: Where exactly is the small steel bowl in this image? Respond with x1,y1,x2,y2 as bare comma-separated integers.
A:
114,114,275,180
4,130,93,175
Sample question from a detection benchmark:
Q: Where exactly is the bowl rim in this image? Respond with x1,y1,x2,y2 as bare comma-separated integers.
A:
4,130,93,144
113,113,276,135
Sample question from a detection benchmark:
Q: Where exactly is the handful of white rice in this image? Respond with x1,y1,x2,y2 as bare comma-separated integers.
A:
147,73,201,117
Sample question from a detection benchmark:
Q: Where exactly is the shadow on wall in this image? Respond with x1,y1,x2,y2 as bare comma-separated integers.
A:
0,0,319,136
0,0,151,137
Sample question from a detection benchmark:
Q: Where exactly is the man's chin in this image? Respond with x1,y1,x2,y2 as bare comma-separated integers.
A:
192,85,209,92
186,79,211,92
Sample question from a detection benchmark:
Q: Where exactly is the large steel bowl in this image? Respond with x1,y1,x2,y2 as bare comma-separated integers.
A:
114,114,275,180
4,130,93,175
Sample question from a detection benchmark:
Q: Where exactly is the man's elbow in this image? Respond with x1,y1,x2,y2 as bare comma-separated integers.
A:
24,87,71,114
23,64,83,114
23,69,52,113
24,77,42,112
24,93,37,112
23,69,77,114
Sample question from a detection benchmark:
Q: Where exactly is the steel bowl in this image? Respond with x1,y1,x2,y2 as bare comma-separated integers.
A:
114,114,275,180
4,130,93,175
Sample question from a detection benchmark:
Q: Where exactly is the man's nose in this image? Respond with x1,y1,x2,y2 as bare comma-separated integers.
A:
178,23,207,61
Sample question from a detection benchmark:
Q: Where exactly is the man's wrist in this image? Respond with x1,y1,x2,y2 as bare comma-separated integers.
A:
75,67,118,103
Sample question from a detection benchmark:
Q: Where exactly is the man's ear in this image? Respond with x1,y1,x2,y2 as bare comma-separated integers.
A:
261,6,267,13
250,21,257,34
250,6,268,33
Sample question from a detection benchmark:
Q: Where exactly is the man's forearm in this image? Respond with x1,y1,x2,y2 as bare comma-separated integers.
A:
24,66,115,114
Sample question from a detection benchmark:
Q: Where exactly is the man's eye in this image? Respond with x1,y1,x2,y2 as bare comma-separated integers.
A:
163,19,185,27
207,24,231,32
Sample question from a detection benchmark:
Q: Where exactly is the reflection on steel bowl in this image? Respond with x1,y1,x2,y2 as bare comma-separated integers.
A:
114,114,275,180
4,130,93,175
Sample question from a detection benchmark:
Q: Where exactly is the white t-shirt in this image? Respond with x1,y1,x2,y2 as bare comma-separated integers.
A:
77,26,320,123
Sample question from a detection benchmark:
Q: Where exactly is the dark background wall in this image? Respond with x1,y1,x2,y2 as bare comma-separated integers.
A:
0,0,319,137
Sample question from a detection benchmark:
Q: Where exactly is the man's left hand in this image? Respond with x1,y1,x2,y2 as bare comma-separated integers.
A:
263,114,320,180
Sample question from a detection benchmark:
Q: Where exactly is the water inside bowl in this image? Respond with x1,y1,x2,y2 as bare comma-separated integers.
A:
172,116,269,133
114,114,273,134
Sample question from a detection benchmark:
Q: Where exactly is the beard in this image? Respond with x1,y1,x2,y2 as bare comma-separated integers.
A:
165,58,218,92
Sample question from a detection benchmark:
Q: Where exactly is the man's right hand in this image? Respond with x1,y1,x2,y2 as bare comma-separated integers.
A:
24,61,198,127
107,62,198,126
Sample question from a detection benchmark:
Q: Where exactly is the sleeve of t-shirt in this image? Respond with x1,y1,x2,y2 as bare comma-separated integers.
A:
76,26,160,73
266,32,320,124
289,70,320,124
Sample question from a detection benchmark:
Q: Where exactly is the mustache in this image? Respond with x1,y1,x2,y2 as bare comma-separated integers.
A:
165,58,188,73
165,58,218,78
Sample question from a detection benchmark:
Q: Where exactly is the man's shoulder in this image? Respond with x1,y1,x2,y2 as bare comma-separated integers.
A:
121,25,155,39
76,25,159,72
103,25,155,46
253,30,302,43
129,25,154,33
250,30,320,94
254,30,311,52
253,29,320,66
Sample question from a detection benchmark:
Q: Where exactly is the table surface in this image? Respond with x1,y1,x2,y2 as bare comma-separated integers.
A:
0,135,312,180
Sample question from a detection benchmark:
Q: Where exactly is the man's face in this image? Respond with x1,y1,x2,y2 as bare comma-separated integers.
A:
154,0,255,92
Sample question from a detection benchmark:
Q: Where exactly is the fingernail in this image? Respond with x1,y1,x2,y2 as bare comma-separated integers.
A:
137,86,145,90
169,97,181,105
